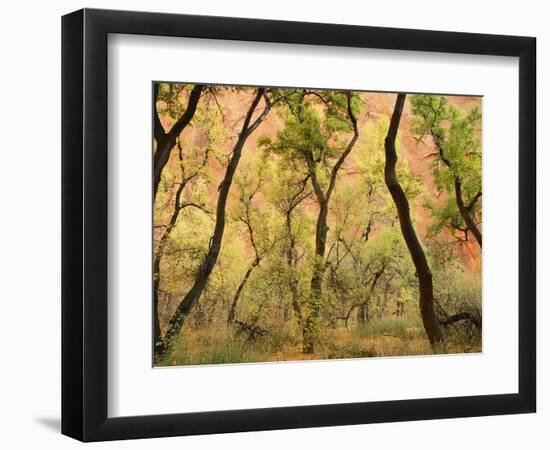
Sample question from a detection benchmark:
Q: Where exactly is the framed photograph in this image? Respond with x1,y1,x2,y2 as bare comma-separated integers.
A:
61,8,536,442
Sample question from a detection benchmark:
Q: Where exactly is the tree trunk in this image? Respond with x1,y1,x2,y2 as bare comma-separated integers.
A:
431,132,482,249
227,258,260,324
285,212,303,322
156,88,271,360
280,175,309,324
357,303,368,323
153,256,165,359
454,178,482,247
440,312,481,330
303,202,329,353
302,92,359,354
153,83,204,201
395,300,405,317
384,93,443,347
152,163,189,362
153,138,172,201
357,267,384,324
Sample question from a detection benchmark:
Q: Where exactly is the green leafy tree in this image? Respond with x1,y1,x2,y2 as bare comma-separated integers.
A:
260,90,361,353
227,161,279,325
411,95,482,247
326,116,420,327
156,87,276,362
152,95,223,359
264,158,312,324
154,83,205,200
384,93,443,347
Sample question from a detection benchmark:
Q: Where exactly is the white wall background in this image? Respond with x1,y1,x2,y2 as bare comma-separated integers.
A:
0,1,546,448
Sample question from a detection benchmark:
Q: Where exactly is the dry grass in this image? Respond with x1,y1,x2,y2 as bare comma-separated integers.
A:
157,316,481,367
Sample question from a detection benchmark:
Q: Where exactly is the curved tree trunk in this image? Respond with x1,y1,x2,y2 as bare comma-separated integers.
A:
153,83,204,201
454,178,482,247
227,174,267,324
156,88,272,360
440,312,481,331
281,176,310,323
153,257,164,358
302,93,359,354
357,267,384,324
285,212,303,322
152,152,190,361
227,258,260,324
384,93,443,347
302,203,329,353
431,133,482,249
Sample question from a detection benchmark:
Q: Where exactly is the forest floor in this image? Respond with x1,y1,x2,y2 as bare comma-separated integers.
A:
157,316,482,367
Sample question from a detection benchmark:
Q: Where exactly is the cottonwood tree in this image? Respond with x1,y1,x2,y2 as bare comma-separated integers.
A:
227,163,278,325
152,96,223,360
384,93,443,346
260,90,361,353
410,95,482,247
325,186,365,324
265,159,311,324
327,219,416,329
152,139,213,358
156,87,275,361
326,116,421,327
154,83,205,201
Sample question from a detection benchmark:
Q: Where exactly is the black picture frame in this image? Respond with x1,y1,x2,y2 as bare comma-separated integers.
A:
62,8,536,442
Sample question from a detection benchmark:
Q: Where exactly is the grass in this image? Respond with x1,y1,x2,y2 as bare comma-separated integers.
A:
157,315,481,367
354,316,423,340
160,328,265,366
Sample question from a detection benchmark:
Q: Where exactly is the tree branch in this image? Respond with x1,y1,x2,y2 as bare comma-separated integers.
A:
326,92,359,201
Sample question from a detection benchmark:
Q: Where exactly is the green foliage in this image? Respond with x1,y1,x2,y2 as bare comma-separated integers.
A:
410,95,482,242
424,196,467,244
259,90,361,195
356,117,423,227
156,83,192,120
262,106,330,161
434,262,481,318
